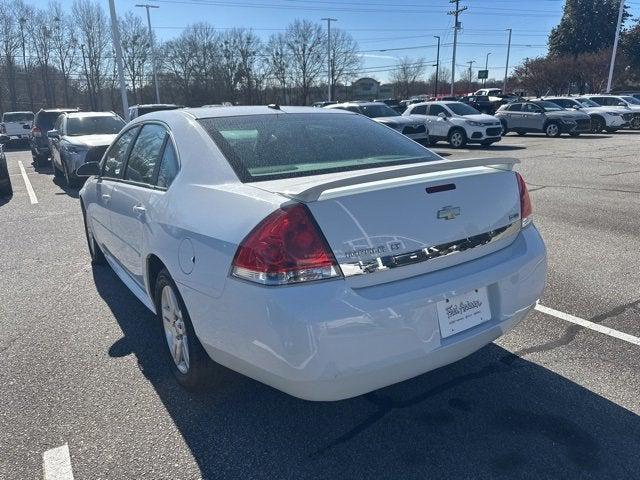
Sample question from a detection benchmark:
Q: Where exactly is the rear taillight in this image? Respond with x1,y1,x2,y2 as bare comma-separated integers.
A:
31,126,41,137
231,204,341,285
515,172,532,226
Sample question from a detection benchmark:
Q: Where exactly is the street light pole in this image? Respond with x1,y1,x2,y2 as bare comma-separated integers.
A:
503,28,512,93
606,0,625,93
484,52,491,88
136,3,161,103
321,17,337,102
108,0,130,121
433,35,440,98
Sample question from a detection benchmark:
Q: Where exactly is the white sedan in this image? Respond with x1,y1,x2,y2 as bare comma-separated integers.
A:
78,106,546,401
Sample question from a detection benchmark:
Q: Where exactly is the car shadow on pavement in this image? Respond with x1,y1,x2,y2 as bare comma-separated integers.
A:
52,176,79,199
93,265,640,480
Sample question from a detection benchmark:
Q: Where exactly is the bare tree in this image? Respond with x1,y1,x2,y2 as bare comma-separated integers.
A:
120,11,150,104
30,10,55,105
390,56,426,99
50,1,78,107
220,28,262,104
328,28,361,98
0,0,20,109
73,0,111,110
265,32,290,103
285,19,325,105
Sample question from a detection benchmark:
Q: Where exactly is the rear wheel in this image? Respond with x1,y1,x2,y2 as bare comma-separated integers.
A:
544,122,561,137
631,116,640,129
447,128,467,149
516,131,526,136
155,269,213,390
590,116,605,133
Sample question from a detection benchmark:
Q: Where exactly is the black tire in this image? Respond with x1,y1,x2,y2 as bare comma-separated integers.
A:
155,269,213,390
500,120,508,136
630,116,640,130
605,127,619,133
516,131,526,136
544,121,561,138
447,128,467,149
590,116,606,133
52,159,64,178
34,153,48,167
569,132,580,137
480,140,495,147
63,162,79,188
82,202,106,266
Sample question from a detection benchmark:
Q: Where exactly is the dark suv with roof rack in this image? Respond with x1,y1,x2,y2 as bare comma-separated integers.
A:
30,108,79,166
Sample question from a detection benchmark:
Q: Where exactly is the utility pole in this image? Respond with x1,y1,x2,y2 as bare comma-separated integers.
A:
136,4,161,103
108,0,130,121
18,17,33,111
606,0,625,93
467,60,475,93
448,0,467,96
321,17,337,102
503,28,512,93
433,35,440,98
484,52,491,88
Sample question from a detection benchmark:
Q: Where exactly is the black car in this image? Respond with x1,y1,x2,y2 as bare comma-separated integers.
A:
30,108,79,166
0,135,12,197
460,95,494,114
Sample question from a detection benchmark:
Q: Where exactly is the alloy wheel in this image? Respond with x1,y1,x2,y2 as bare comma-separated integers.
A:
450,132,463,147
161,285,190,374
546,124,559,137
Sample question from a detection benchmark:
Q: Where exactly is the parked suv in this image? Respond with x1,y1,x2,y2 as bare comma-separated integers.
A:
48,111,125,187
1,111,34,144
545,97,628,133
579,95,640,129
403,101,502,148
30,108,79,166
495,100,591,137
325,102,428,142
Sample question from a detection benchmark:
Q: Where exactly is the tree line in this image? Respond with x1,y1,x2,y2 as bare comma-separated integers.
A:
0,0,363,114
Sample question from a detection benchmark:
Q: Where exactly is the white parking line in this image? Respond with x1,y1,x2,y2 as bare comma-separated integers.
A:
535,304,640,347
18,160,38,204
43,444,75,480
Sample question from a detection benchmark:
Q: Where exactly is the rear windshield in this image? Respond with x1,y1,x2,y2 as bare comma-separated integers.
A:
198,113,440,182
3,112,33,122
66,116,125,136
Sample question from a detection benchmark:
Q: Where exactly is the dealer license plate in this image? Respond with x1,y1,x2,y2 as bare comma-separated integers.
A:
436,287,491,338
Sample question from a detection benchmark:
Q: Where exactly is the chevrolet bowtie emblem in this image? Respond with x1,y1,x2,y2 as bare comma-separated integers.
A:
437,206,461,220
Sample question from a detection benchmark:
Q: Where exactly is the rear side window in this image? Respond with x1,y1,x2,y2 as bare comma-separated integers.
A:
198,113,439,182
427,104,448,116
124,124,166,185
156,141,179,189
507,103,522,112
103,128,139,178
411,105,427,115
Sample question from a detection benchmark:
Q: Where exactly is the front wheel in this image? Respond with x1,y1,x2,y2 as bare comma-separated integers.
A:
155,269,214,390
630,116,640,129
82,203,106,265
590,117,605,133
545,122,561,137
448,129,467,149
52,159,64,178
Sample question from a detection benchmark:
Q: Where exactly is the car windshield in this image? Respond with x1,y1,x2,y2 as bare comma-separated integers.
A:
577,98,599,107
66,116,125,136
621,96,640,105
198,113,439,182
447,103,481,116
3,112,33,122
359,104,400,118
534,101,564,111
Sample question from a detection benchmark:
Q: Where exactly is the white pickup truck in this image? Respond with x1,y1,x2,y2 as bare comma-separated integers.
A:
1,111,34,143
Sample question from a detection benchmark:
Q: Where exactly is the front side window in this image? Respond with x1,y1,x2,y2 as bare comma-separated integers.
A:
524,103,544,113
508,103,522,112
66,116,125,136
427,104,448,116
577,98,600,107
102,127,139,179
198,113,439,182
124,124,167,185
156,141,179,189
411,105,427,115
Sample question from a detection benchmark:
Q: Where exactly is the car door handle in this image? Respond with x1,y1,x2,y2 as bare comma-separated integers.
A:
101,194,111,203
132,205,146,216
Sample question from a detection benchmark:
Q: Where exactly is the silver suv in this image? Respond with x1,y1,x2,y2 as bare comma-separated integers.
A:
495,100,591,137
579,95,640,129
544,97,629,133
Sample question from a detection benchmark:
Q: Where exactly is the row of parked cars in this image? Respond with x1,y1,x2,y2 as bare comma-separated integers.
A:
320,93,640,149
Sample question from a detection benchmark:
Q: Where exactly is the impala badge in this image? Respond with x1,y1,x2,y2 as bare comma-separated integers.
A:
437,206,461,220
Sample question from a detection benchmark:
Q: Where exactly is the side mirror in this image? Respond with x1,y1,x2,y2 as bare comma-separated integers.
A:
47,129,60,139
23,123,31,130
76,161,100,177
0,134,9,145
437,112,447,119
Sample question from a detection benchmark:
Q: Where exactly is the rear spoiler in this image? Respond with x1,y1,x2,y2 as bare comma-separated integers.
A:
285,157,520,202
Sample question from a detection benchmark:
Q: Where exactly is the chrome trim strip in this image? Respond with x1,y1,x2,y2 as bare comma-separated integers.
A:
339,221,521,277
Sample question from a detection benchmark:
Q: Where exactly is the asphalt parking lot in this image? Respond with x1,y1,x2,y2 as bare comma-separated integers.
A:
1,131,639,480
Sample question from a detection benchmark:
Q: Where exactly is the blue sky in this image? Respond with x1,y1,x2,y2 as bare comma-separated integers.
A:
42,0,640,83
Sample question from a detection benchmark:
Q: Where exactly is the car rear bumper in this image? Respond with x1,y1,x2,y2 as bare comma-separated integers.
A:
184,224,547,401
